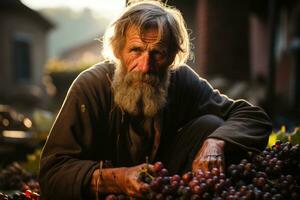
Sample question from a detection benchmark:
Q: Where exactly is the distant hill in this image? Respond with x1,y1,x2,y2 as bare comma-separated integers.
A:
39,7,109,58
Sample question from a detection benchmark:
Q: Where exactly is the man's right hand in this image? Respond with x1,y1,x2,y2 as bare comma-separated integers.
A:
91,163,151,198
118,164,150,197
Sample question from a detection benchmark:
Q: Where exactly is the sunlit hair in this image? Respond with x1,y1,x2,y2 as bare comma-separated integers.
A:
102,0,190,68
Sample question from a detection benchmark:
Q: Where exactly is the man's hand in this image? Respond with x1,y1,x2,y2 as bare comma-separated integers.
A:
91,163,151,198
192,138,225,173
118,164,150,197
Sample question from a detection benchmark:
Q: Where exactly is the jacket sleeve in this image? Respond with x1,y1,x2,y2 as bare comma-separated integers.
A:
39,66,110,200
175,65,273,152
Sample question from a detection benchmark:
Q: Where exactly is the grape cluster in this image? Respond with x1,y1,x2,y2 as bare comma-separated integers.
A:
0,190,40,200
252,141,300,183
0,141,299,199
144,163,228,200
0,162,32,190
0,162,39,193
104,141,300,200
0,162,40,200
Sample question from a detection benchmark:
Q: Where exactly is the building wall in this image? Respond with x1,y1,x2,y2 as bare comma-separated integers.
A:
196,0,251,80
249,15,269,80
0,10,48,96
165,0,251,80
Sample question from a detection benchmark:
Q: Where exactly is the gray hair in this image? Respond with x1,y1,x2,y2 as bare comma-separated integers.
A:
102,0,190,68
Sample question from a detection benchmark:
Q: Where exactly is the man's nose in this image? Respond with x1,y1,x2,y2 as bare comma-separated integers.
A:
137,52,151,73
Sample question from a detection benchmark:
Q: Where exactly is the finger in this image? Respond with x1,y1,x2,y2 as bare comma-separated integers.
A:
192,158,204,170
194,159,208,172
139,183,150,194
207,156,218,170
210,155,222,172
147,164,154,171
127,184,137,197
139,163,147,170
200,157,211,172
217,155,225,173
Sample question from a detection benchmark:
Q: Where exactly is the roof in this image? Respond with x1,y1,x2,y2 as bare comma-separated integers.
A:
0,0,54,30
60,38,101,57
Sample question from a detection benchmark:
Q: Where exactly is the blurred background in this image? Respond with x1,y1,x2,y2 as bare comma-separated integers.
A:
0,0,300,187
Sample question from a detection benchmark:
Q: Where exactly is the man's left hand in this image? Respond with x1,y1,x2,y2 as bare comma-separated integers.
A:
192,138,225,173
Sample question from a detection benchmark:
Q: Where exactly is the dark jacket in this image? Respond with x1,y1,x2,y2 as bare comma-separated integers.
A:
39,62,272,200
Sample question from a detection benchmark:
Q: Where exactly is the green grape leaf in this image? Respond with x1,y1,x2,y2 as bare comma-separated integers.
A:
268,132,277,147
290,127,300,145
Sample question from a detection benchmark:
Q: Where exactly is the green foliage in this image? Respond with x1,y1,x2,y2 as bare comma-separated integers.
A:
268,126,300,147
45,58,95,73
21,149,42,176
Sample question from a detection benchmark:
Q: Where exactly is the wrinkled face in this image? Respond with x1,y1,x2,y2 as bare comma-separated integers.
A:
112,26,173,117
120,25,173,75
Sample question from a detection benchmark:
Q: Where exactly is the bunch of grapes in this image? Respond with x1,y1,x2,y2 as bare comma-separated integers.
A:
252,141,300,182
0,190,40,200
145,163,229,200
104,141,300,200
0,162,39,193
0,162,34,190
0,162,40,200
1,141,299,199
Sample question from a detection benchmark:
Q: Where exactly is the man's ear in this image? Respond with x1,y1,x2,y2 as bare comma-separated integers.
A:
113,48,121,59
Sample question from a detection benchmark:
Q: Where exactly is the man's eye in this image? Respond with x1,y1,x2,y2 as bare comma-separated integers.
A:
130,47,141,52
152,50,165,58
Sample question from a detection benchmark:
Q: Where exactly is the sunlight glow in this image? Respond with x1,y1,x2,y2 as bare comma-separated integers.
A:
2,130,32,139
21,0,126,20
23,118,32,128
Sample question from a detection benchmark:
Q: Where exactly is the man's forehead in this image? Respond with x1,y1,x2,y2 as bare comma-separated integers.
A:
125,25,170,44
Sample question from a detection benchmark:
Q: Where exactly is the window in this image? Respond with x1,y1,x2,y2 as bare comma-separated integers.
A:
13,36,32,83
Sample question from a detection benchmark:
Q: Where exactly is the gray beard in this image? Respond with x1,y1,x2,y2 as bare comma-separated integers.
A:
112,63,170,118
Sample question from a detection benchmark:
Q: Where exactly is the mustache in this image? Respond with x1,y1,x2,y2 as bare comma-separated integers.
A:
112,63,170,117
124,71,162,87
